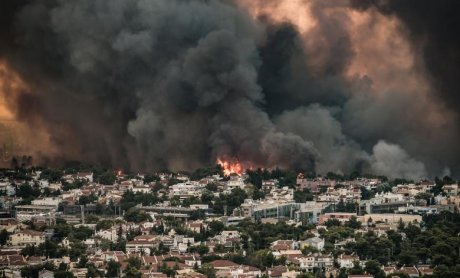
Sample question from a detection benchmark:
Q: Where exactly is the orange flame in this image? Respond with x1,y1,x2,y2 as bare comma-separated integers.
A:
217,158,243,176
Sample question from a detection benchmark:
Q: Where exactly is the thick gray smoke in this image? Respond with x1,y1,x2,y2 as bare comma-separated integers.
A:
0,0,458,179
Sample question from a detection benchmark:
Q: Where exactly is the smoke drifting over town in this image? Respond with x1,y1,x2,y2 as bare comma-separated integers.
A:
0,0,459,179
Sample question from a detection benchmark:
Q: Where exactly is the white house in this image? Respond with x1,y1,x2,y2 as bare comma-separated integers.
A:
39,270,54,278
96,227,121,241
302,237,325,251
225,175,246,192
338,253,360,268
8,230,45,246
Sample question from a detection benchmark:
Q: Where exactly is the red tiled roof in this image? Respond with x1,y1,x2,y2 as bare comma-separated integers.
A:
210,259,239,268
271,244,290,251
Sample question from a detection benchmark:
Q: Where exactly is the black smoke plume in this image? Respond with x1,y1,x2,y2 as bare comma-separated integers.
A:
0,0,458,179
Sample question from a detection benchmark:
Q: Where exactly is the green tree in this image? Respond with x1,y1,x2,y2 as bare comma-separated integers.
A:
337,268,347,278
346,216,361,229
205,183,218,192
143,174,160,183
325,218,341,228
72,226,94,241
348,261,364,275
69,241,87,260
16,183,40,198
21,265,42,278
54,271,76,278
208,221,224,235
124,267,142,278
432,254,453,267
294,189,314,203
98,172,116,185
360,186,375,200
77,256,88,268
0,229,9,246
96,220,114,231
397,250,417,266
124,209,152,223
190,244,209,256
251,249,275,270
106,260,120,278
364,260,385,278
78,194,98,205
40,169,63,182
126,257,142,269
86,263,102,278
198,263,216,278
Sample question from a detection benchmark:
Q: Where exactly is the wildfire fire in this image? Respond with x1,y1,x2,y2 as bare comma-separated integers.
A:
217,158,243,176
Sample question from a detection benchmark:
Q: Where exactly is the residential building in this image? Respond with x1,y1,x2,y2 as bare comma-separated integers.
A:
225,175,246,192
38,270,54,278
8,230,45,246
301,237,324,251
126,235,159,255
319,213,356,224
15,205,56,223
443,184,458,196
359,214,422,225
360,192,414,214
337,253,359,268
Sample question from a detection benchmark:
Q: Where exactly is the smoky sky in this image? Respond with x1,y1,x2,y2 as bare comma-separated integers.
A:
0,0,459,179
350,0,460,115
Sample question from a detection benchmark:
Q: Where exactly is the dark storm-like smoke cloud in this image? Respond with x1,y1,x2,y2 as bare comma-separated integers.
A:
0,0,458,179
350,0,460,114
0,0,319,172
347,0,460,176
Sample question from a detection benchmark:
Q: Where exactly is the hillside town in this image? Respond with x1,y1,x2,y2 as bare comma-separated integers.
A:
0,164,458,278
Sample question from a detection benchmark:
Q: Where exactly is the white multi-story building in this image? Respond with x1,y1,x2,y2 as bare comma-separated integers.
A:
443,184,459,196
393,183,431,196
236,199,299,220
225,175,246,192
361,192,412,214
297,255,315,271
15,205,56,223
171,181,205,199
8,230,45,246
294,202,326,224
337,253,360,268
31,197,60,209
0,180,15,196
262,179,279,193
265,187,294,201
62,172,93,183
301,237,325,251
96,226,123,241
317,188,361,203
126,235,159,255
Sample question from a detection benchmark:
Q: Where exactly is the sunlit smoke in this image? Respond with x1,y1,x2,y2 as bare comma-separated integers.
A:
0,60,58,166
237,0,315,35
0,0,458,178
0,61,22,121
